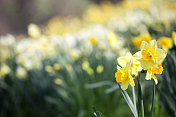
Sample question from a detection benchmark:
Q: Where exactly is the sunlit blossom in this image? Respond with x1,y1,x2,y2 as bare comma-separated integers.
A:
115,65,135,90
158,37,173,51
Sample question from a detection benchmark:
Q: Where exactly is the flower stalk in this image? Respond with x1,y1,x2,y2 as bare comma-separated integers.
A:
150,80,155,117
137,73,144,117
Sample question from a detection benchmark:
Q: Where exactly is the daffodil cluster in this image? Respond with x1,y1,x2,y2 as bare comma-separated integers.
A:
115,40,167,90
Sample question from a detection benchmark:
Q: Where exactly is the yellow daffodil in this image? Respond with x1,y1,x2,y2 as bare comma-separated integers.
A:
54,78,62,85
107,32,118,48
158,37,173,51
0,64,10,77
134,40,167,70
53,64,61,70
146,62,163,84
16,67,27,79
133,40,167,83
117,52,142,75
172,32,176,46
89,37,97,45
96,65,104,73
115,65,135,90
45,65,53,73
82,61,94,75
28,24,41,39
133,33,151,49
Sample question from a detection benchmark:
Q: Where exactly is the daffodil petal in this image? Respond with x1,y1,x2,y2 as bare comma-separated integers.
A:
121,81,129,90
129,78,135,87
149,40,157,50
118,57,129,67
126,52,133,59
155,48,167,63
133,51,142,59
117,65,121,70
146,71,152,80
140,41,149,50
153,78,158,85
140,59,154,70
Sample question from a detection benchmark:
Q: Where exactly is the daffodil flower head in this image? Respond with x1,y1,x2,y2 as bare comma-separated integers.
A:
89,37,97,45
133,33,151,48
158,37,173,51
172,32,176,46
115,65,135,90
134,40,167,70
146,62,163,84
117,52,142,75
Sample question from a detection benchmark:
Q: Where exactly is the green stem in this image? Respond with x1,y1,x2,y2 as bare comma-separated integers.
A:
138,73,144,117
132,86,137,110
150,80,155,117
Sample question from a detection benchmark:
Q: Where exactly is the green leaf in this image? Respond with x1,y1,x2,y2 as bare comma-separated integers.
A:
86,81,113,89
105,84,119,94
119,84,138,117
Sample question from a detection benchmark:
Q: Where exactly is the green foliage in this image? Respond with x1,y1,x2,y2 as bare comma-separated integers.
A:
157,49,176,117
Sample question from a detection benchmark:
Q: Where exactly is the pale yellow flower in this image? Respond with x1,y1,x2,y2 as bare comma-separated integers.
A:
53,64,61,70
96,65,104,73
54,78,62,85
82,61,90,70
134,40,167,70
107,32,118,48
133,40,167,83
87,68,94,75
172,32,176,46
146,62,163,84
82,61,94,75
45,65,53,73
0,64,10,77
89,37,97,45
117,52,142,75
28,24,41,39
158,37,173,51
133,33,151,48
115,65,135,90
16,67,27,79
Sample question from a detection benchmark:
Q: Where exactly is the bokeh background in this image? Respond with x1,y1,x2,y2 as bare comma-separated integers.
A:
0,0,176,117
0,0,120,35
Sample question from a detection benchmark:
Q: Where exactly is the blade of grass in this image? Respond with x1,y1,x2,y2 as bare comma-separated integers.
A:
86,81,113,89
105,84,119,94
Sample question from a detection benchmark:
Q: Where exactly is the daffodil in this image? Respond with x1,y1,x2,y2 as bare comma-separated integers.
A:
134,40,167,70
146,62,163,84
96,65,104,74
16,66,27,79
133,40,167,83
133,33,151,49
28,24,41,39
89,37,97,45
53,64,61,70
158,37,173,51
0,64,10,77
117,52,142,75
45,65,53,73
107,32,118,48
115,65,135,90
172,32,176,46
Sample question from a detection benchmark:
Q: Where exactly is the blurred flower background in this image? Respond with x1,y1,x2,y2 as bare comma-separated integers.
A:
0,0,176,117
